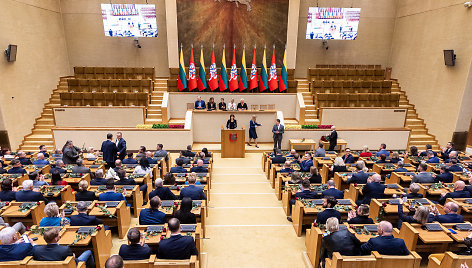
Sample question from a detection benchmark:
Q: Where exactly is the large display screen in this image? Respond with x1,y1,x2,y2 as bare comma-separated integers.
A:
102,4,158,37
306,7,361,40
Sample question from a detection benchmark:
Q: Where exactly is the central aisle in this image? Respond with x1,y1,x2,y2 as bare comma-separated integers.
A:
205,153,306,267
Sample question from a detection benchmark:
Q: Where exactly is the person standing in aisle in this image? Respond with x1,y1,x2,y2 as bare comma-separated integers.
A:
248,115,261,148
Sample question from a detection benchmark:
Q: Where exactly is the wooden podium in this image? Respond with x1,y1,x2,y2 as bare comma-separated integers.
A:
221,127,245,158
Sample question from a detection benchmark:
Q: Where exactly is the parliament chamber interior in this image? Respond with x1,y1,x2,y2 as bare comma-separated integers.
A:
1,0,472,267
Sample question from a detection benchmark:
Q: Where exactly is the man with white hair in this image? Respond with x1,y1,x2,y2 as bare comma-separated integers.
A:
17,151,32,166
194,96,206,110
32,153,49,166
149,178,176,200
91,169,107,185
15,180,47,202
328,126,337,151
49,160,66,174
0,227,35,261
357,174,385,205
190,160,208,173
237,98,248,110
361,221,409,255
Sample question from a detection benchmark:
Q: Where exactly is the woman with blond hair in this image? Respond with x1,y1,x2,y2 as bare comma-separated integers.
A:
185,172,201,185
39,202,70,227
330,157,348,175
397,198,431,228
359,145,371,157
248,115,262,148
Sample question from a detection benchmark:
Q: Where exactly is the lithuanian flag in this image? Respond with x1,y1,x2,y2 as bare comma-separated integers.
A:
259,47,269,92
219,46,228,91
197,46,208,91
239,46,248,92
279,47,288,92
177,46,187,91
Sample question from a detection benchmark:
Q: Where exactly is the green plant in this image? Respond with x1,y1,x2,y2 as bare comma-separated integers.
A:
152,124,169,129
96,204,116,218
71,228,97,245
18,202,37,212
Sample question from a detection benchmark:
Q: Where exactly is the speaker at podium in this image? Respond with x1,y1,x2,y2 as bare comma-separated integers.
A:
221,125,246,158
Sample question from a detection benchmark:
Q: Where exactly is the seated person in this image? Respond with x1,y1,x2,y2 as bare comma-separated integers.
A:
201,148,211,158
420,144,438,157
341,149,355,164
390,152,401,164
7,159,27,174
33,228,95,267
135,146,146,160
49,160,66,174
15,180,47,202
411,163,435,183
170,159,188,174
153,143,169,161
322,180,344,199
444,151,458,163
190,160,208,173
193,152,210,164
228,98,237,111
194,96,206,110
207,97,216,111
175,151,191,165
70,201,102,226
290,153,300,165
174,197,197,224
17,151,32,166
375,154,388,164
105,255,123,268
75,180,96,201
315,196,341,225
286,149,296,158
133,158,153,179
98,179,127,204
182,145,196,158
122,152,138,165
71,159,91,174
347,162,370,184
360,221,409,255
139,196,166,225
157,218,198,259
359,145,372,157
90,169,107,185
357,174,385,205
347,204,374,224
431,202,464,223
0,178,15,202
163,172,176,185
397,198,430,228
299,153,313,172
330,157,348,174
116,169,137,186
149,178,177,200
392,161,408,173
375,143,390,157
85,147,98,159
0,227,35,262
404,183,423,199
447,158,463,172
50,170,68,186
438,181,470,205
286,172,303,184
309,166,322,184
315,143,326,157
119,228,151,261
218,98,227,111
39,202,70,227
287,180,318,222
433,165,454,183
32,153,49,166
279,161,294,174
271,149,286,164
29,171,48,187
425,151,440,163
320,217,361,266
145,151,157,165
237,98,248,110
180,176,206,200
183,172,202,186
38,145,50,158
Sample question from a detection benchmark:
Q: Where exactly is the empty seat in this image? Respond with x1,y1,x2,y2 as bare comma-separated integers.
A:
94,67,105,79
93,92,105,106
130,80,141,93
375,69,385,79
338,94,349,107
89,80,100,92
120,79,131,92
114,67,125,79
70,92,83,106
126,92,138,106
60,92,71,106
312,80,323,92
352,81,362,93
79,79,90,92
74,67,85,78
134,67,145,79
365,69,375,79
104,67,115,79
143,68,154,79
327,93,339,107
104,92,115,106
347,69,357,79
110,80,121,92
68,79,79,92
371,81,382,93
328,69,337,80
337,69,347,80
83,92,93,106
358,93,370,107
342,80,352,91
100,80,110,92
115,92,127,106
124,68,134,79
322,80,333,91
361,81,372,93
332,81,343,93
356,69,366,80
84,67,95,79
348,94,359,107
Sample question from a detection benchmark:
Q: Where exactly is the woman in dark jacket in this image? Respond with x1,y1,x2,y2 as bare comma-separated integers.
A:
320,217,361,267
207,97,217,111
0,178,15,201
226,114,237,130
174,197,197,224
75,180,96,201
309,166,322,184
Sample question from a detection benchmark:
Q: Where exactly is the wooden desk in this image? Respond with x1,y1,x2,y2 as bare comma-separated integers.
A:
372,163,416,174
281,183,326,216
88,200,131,238
320,139,348,153
347,183,404,203
369,198,436,225
88,185,143,216
166,185,210,202
1,201,46,227
221,128,245,158
0,174,23,186
17,185,75,206
289,139,316,151
396,222,453,253
344,223,380,243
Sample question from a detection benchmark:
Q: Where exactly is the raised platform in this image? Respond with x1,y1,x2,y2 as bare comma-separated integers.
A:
192,143,274,153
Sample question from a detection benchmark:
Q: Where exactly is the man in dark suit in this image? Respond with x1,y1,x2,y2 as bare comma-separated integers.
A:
39,145,50,159
272,119,284,150
420,144,437,157
98,179,127,205
16,180,47,202
357,174,385,205
180,176,206,200
176,151,191,165
425,151,440,163
361,221,409,255
322,180,344,199
7,159,27,174
49,160,66,174
33,228,94,266
90,169,107,185
158,218,198,259
447,158,463,172
341,148,355,164
170,159,188,174
411,163,435,183
71,159,91,174
190,160,208,173
287,180,319,222
328,126,338,151
433,165,453,183
119,228,151,260
115,132,126,161
17,151,32,166
145,151,158,164
122,153,138,165
194,96,206,110
316,196,341,224
182,145,196,158
431,202,464,223
347,163,369,184
70,201,103,226
154,144,169,161
101,133,118,169
438,181,470,205
0,227,34,261
442,142,454,160
392,161,408,173
300,153,314,172
149,178,177,200
271,149,286,164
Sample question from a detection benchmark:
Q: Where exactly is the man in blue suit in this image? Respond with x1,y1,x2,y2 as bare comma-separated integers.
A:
157,218,198,259
357,174,385,205
122,153,138,165
180,176,206,200
194,96,206,110
375,143,390,157
316,196,341,224
447,158,463,172
70,201,103,226
190,160,208,173
49,160,66,174
392,161,408,173
433,165,453,183
438,181,470,205
361,221,409,255
32,153,49,166
420,144,437,157
341,148,355,164
90,169,107,185
7,159,27,174
287,179,319,221
347,163,369,184
300,153,313,172
145,151,158,164
170,159,188,174
271,149,286,164
425,151,440,164
16,180,47,202
98,179,127,205
101,133,118,169
149,178,177,200
322,180,344,199
0,227,34,261
272,119,284,150
115,132,127,161
119,228,152,260
431,202,464,223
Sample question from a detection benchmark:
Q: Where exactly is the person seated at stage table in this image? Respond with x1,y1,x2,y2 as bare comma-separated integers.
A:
91,169,107,186
330,157,348,174
8,159,27,174
38,145,50,159
309,166,322,183
171,159,188,174
404,183,423,199
237,98,248,110
119,228,152,261
322,180,344,199
420,144,438,157
316,196,341,225
433,165,454,183
411,163,435,183
0,178,15,202
431,202,464,223
180,175,206,200
207,97,216,111
175,197,197,224
287,179,319,222
271,149,287,165
375,143,390,157
320,217,361,267
122,152,138,165
347,204,374,224
279,161,294,174
447,158,463,172
190,160,208,173
392,161,408,173
397,198,431,228
149,178,177,200
359,145,372,157
375,154,388,164
139,196,166,225
29,171,49,187
39,202,70,227
17,151,32,166
300,153,313,172
75,180,96,201
438,181,470,205
49,160,66,174
315,143,325,157
145,151,157,164
226,114,237,130
194,96,206,110
227,98,237,111
157,218,198,260
98,179,127,204
133,157,153,178
32,153,49,166
136,146,146,160
425,151,440,164
71,159,90,174
70,201,102,226
361,221,409,255
342,148,355,164
16,180,47,202
0,227,35,262
153,143,169,161
390,152,401,164
183,145,196,158
357,174,385,205
346,162,369,184
218,98,227,111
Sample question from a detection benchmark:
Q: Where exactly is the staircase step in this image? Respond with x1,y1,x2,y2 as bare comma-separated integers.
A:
27,134,53,141
409,135,435,141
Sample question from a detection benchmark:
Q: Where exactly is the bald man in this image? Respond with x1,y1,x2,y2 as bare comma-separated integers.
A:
438,180,470,205
432,202,464,223
361,221,409,255
190,160,208,173
105,255,123,268
357,174,385,206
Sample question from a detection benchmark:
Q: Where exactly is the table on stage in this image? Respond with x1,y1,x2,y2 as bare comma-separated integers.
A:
289,139,316,151
320,138,348,152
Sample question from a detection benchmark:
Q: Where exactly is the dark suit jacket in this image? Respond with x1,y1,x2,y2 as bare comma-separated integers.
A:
8,167,27,174
90,178,108,185
0,190,16,202
101,140,118,163
157,234,198,259
329,130,338,147
320,229,361,262
139,208,166,225
434,213,464,223
176,157,191,165
300,160,313,172
405,192,423,199
360,182,385,204
49,167,66,174
18,157,32,166
361,235,409,255
33,244,73,261
271,155,286,164
174,210,197,224
182,150,196,158
190,166,208,173
149,187,177,200
272,124,285,138
170,166,188,174
180,185,206,200
70,213,102,226
122,158,138,164
0,243,34,261
294,190,319,200
116,138,127,160
194,100,206,109
347,171,369,184
119,244,152,261
116,178,136,185
347,215,374,224
393,168,408,173
438,190,471,205
16,190,47,202
322,188,344,199
436,172,453,183
316,208,342,224
75,190,97,201
342,154,355,164
332,165,348,173
448,165,463,172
